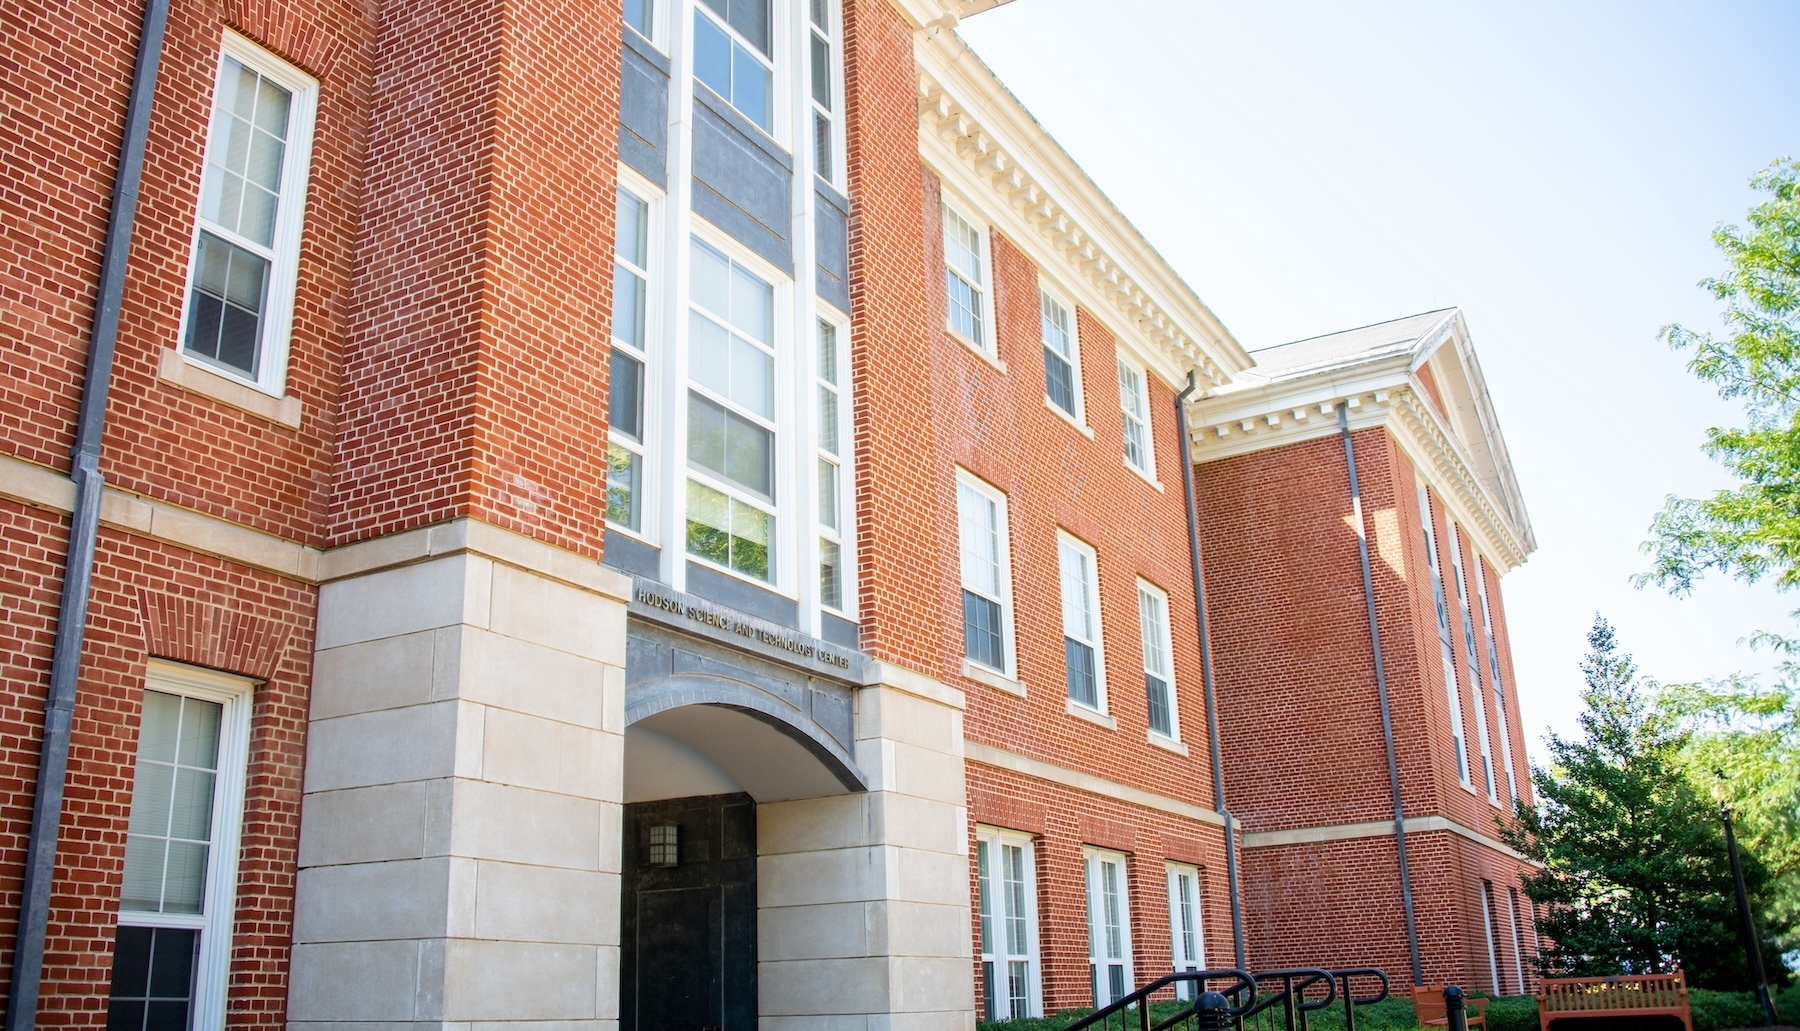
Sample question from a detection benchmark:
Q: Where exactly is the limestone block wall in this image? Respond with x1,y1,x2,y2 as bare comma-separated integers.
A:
758,661,973,1031
290,521,630,1029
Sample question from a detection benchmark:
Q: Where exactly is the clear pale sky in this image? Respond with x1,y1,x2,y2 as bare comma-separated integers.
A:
958,0,1800,762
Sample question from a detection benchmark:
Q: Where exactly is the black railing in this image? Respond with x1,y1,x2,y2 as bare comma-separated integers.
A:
1059,966,1391,1031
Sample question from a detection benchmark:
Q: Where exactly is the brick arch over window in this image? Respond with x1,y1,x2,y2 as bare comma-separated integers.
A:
135,589,291,680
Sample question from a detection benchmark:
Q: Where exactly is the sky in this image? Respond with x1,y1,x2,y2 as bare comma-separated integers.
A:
958,0,1800,762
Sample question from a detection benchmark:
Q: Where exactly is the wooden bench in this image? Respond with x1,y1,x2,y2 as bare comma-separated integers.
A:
1412,985,1488,1029
1538,972,1693,1031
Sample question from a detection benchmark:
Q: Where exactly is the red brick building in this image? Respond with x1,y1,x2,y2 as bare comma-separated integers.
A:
0,0,1538,1027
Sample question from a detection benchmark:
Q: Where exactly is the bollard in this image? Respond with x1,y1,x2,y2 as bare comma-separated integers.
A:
1194,990,1233,1031
1444,985,1468,1031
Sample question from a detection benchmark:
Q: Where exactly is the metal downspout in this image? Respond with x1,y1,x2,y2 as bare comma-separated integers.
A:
1337,402,1423,984
5,0,171,1024
1176,373,1246,968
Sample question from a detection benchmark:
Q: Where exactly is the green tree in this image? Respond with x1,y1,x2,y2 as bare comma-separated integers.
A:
1503,618,1786,989
1641,157,1800,595
1658,638,1800,955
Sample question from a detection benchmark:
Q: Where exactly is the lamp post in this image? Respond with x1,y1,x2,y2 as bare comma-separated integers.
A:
1715,771,1778,1027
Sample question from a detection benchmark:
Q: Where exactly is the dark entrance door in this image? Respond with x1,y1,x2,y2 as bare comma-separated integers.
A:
621,793,757,1031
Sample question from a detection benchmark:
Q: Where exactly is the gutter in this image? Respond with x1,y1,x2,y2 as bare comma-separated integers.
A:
4,0,171,1024
1337,402,1423,984
1175,373,1246,969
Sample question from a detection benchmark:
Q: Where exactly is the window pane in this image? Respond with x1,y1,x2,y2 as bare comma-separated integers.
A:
1065,639,1097,707
692,12,732,106
138,693,181,765
607,443,641,530
623,0,653,37
727,263,772,343
252,74,291,137
1146,673,1171,736
818,457,838,529
727,335,773,418
957,483,999,597
177,700,221,769
723,407,773,498
245,130,285,193
168,769,215,841
729,500,771,580
612,266,646,350
690,237,730,315
810,33,831,108
107,926,198,1031
818,385,839,455
727,0,771,56
609,349,644,439
810,0,829,30
685,479,731,566
730,42,772,131
813,111,833,182
817,320,838,383
690,312,730,397
819,538,842,610
963,591,1004,670
977,840,993,953
687,392,727,476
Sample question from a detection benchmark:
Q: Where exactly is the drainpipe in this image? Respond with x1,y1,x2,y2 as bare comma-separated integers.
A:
1175,373,1246,969
5,0,171,1024
1337,402,1423,984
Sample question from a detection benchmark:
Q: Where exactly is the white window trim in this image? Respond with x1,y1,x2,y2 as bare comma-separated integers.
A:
120,661,254,1031
941,194,1000,365
1039,281,1084,426
173,30,318,399
1447,521,1498,803
957,468,1017,677
624,0,663,47
1474,554,1520,806
608,170,664,545
1138,578,1180,743
1058,530,1107,714
976,826,1043,1020
1083,847,1134,1009
1117,352,1157,482
681,221,795,592
1166,862,1204,998
803,0,846,188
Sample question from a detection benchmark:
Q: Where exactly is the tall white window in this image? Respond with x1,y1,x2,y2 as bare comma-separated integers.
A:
179,33,316,393
693,0,774,133
686,236,778,582
1475,556,1519,805
1041,287,1080,419
806,0,840,183
1139,581,1178,740
1480,881,1503,994
108,662,251,1031
959,472,1012,674
1507,886,1529,992
1418,483,1470,785
1059,532,1104,710
1448,521,1497,801
1085,849,1133,1008
976,828,1040,1020
1166,863,1203,999
609,185,654,534
943,200,989,350
1117,357,1154,477
814,316,850,612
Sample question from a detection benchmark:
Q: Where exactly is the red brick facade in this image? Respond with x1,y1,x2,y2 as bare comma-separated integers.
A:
1,0,1540,1023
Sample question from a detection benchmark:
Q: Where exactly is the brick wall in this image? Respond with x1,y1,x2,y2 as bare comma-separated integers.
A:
968,762,1232,1015
328,0,622,557
0,507,314,1027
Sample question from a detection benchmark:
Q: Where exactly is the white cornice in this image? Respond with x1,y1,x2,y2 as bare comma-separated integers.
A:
1189,376,1533,573
914,33,1251,389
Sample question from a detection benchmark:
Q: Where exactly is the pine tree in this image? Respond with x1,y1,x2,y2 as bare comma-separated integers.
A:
1502,617,1786,989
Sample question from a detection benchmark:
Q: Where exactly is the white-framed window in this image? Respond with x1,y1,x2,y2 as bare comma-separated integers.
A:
1474,555,1519,805
1166,863,1203,999
177,32,317,395
1418,482,1470,786
1041,287,1081,419
1447,521,1497,801
805,0,842,184
107,661,253,1031
624,0,655,40
958,470,1013,674
1059,532,1104,710
814,313,851,613
1084,849,1133,1008
693,0,775,134
685,234,780,583
1506,886,1529,992
609,182,657,536
942,199,991,352
1117,356,1154,478
976,827,1041,1021
1480,881,1503,994
1138,580,1178,740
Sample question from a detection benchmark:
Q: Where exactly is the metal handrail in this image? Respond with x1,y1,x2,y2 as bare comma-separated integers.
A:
1328,968,1391,1031
1238,968,1336,1031
1061,968,1257,1031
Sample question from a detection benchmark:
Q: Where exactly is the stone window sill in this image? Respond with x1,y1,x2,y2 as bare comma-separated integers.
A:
1065,697,1116,730
962,658,1025,697
1148,731,1188,756
159,350,302,428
